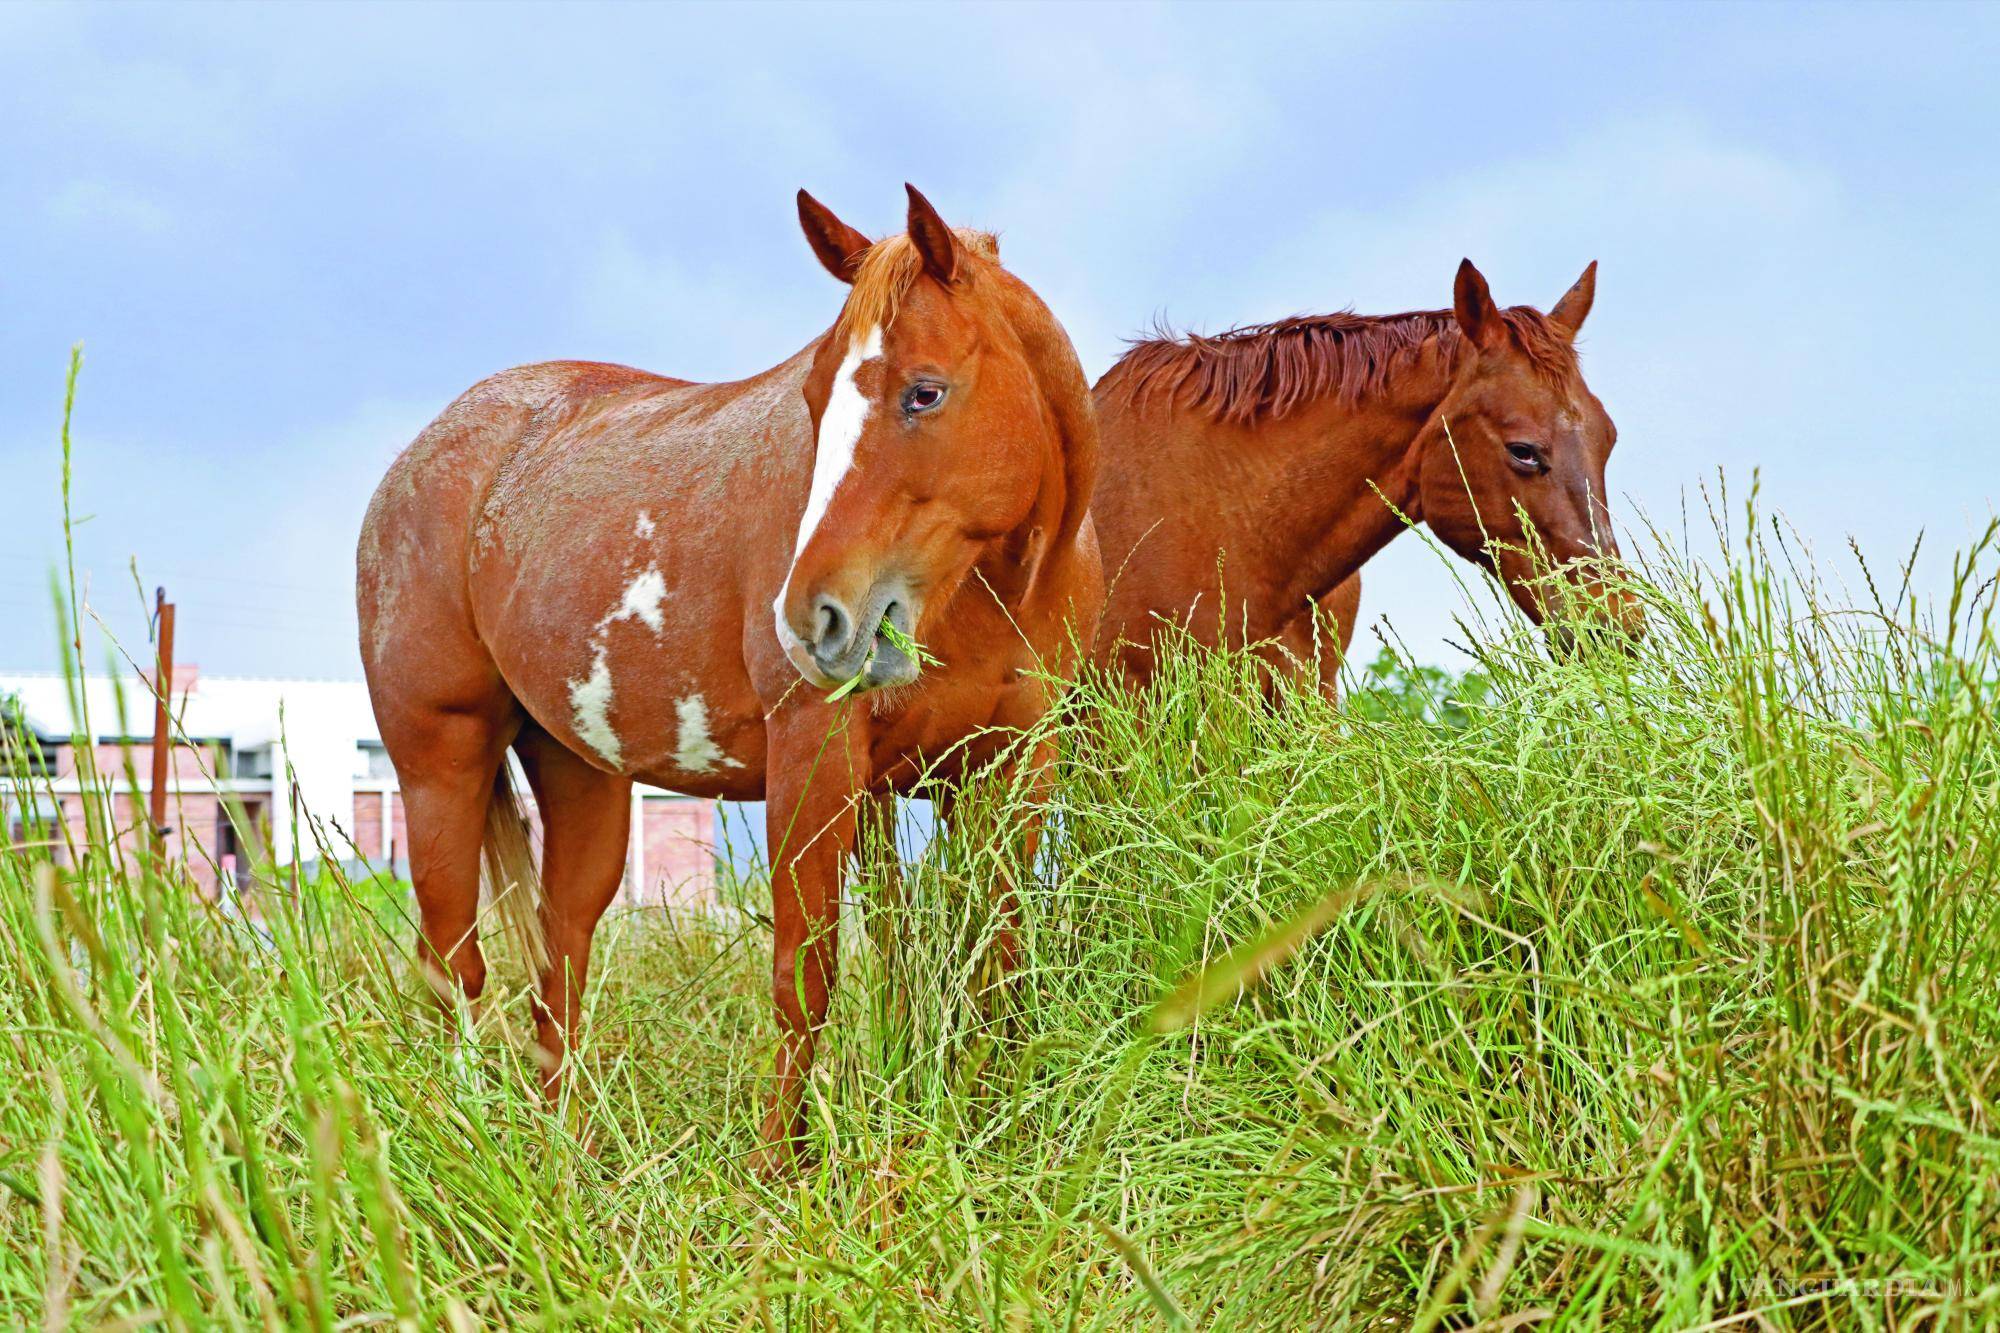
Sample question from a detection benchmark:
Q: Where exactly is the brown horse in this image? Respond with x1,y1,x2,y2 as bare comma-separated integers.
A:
357,185,1101,1171
1091,259,1640,689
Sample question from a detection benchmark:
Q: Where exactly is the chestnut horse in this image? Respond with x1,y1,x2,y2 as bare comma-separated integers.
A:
357,185,1101,1170
1092,259,1639,689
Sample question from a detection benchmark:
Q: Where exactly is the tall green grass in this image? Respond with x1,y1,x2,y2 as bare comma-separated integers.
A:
3,371,1997,1325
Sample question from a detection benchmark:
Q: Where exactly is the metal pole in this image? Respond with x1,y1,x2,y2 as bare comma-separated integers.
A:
148,587,176,850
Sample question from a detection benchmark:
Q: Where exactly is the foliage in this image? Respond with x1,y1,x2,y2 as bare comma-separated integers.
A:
1343,644,1493,730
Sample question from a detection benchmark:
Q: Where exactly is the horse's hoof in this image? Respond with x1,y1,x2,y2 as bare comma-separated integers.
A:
750,1119,814,1181
749,1141,803,1182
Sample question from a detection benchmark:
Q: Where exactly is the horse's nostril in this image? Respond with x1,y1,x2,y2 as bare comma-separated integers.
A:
812,596,851,653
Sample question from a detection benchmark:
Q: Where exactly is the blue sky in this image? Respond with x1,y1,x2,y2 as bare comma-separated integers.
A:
2,0,1997,679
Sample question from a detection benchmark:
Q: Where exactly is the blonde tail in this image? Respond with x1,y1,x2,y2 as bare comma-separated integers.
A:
481,765,549,974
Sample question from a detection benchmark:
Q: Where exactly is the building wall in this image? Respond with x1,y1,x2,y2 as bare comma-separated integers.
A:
353,792,384,864
56,743,218,782
633,795,719,907
36,787,232,895
5,673,720,910
411,788,722,908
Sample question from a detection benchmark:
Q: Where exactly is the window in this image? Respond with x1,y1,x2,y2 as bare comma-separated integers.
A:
0,704,55,777
357,741,396,780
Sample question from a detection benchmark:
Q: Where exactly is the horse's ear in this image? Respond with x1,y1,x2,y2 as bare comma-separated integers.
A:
905,183,960,285
1548,261,1597,339
797,189,871,284
1453,258,1503,351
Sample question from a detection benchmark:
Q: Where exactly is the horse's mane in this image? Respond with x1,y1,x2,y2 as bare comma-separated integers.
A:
1098,306,1577,427
834,228,1002,345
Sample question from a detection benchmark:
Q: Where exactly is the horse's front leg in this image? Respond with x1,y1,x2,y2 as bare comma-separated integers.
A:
857,789,904,957
939,732,1059,988
755,706,868,1177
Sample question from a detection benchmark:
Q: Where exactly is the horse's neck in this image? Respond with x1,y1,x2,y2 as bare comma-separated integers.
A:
970,285,1101,621
964,418,1092,632
1243,353,1447,613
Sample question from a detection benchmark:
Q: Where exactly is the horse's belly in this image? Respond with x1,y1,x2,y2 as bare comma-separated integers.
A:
472,498,771,798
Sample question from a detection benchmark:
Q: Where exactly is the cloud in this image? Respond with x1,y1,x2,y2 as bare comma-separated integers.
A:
1203,112,1839,327
574,228,829,382
1,395,435,678
4,5,1994,683
45,179,174,236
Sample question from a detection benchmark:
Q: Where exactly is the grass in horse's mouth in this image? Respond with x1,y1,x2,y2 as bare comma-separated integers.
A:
825,617,940,701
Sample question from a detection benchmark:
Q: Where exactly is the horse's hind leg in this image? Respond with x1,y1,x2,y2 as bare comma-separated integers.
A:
389,705,517,1008
1317,573,1363,701
513,726,632,1092
1266,573,1364,702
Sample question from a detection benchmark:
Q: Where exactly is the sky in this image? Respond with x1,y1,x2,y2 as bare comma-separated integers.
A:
3,0,1998,683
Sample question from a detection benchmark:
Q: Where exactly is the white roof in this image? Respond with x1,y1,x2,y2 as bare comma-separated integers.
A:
0,672,382,746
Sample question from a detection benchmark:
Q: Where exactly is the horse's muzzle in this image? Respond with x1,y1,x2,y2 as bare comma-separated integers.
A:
780,577,922,693
1546,579,1647,657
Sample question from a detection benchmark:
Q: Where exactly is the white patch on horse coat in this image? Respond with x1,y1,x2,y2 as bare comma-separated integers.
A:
634,510,656,538
673,694,741,773
612,567,667,633
565,564,671,769
568,648,621,768
792,325,881,559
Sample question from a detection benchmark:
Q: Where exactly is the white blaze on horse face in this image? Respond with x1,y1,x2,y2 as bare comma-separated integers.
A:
673,694,742,774
793,325,882,560
774,325,883,670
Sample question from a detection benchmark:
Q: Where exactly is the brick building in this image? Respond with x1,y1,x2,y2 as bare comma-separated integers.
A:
0,669,718,907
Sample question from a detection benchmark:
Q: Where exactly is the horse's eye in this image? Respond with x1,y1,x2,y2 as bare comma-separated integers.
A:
902,383,947,414
1505,441,1545,471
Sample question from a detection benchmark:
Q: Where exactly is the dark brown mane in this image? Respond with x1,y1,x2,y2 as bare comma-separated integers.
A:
1097,306,1577,427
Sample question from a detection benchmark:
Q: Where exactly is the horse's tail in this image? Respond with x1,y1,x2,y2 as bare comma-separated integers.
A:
481,765,549,974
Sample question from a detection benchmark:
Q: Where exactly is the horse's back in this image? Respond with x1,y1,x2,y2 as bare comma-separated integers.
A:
360,363,673,676
473,351,812,574
360,360,687,563
380,350,818,792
